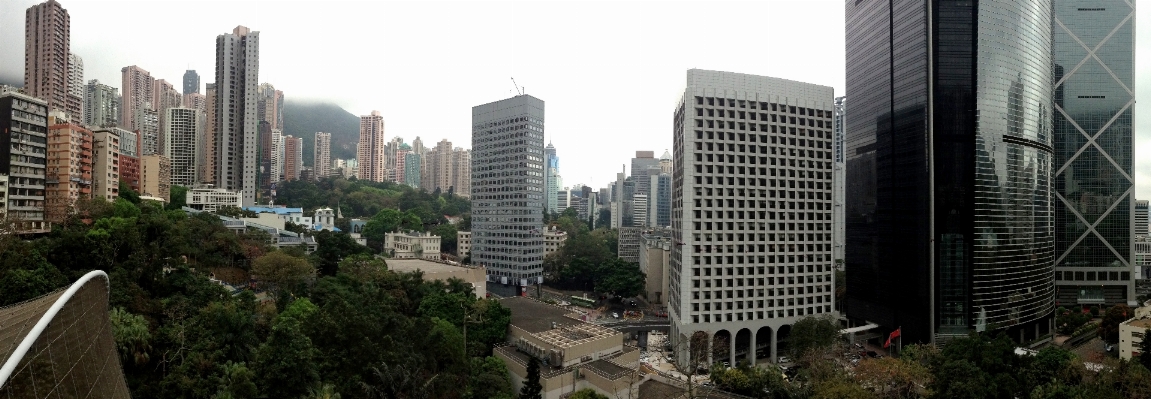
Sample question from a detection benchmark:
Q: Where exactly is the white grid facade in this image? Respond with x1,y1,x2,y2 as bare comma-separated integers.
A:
670,69,836,365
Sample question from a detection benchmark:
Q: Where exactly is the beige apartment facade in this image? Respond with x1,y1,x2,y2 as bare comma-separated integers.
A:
141,155,170,202
45,117,93,223
24,0,71,113
91,129,120,202
314,132,331,178
357,111,386,182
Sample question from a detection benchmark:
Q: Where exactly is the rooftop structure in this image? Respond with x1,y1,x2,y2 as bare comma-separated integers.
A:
387,258,486,298
495,297,639,399
385,230,441,260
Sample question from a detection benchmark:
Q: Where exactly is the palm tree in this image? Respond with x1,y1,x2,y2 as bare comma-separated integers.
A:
306,383,341,399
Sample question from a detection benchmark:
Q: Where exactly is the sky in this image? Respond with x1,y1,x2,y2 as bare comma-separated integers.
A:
1,0,1149,199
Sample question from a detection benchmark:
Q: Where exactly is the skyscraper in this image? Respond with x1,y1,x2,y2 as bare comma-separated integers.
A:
357,111,386,182
120,65,154,131
283,135,302,181
1053,1,1136,307
404,151,421,188
545,142,559,213
165,107,203,187
183,70,200,95
201,83,217,185
24,0,70,113
833,96,845,267
314,132,331,179
214,25,260,206
451,147,470,197
84,79,119,128
422,139,454,192
471,95,545,285
631,150,661,198
153,79,182,153
270,129,283,184
1135,200,1149,238
668,69,835,366
91,128,121,202
845,0,1054,344
45,114,91,224
66,53,83,119
257,83,283,130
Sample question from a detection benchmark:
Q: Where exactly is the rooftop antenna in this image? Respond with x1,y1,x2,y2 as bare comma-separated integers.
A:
511,77,523,95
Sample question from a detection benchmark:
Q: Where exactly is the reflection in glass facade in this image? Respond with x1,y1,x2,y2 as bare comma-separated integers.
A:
1053,1,1135,306
845,0,1055,344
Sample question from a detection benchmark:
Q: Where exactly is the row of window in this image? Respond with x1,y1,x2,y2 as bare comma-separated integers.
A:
689,306,832,323
694,97,831,118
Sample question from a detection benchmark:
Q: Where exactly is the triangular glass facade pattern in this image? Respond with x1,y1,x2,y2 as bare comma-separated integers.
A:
1053,0,1135,306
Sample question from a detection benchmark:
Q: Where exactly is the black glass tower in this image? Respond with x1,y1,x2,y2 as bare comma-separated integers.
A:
183,70,199,95
845,0,1055,344
1053,1,1135,307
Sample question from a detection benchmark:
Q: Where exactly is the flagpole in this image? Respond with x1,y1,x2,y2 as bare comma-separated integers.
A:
898,325,901,354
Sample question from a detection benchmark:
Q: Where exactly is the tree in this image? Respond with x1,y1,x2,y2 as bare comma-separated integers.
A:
788,315,840,359
1140,329,1151,371
853,356,931,398
217,206,257,218
110,307,152,366
337,254,388,281
1099,305,1131,344
119,180,141,204
519,357,543,399
256,304,320,399
595,258,645,299
251,251,316,299
468,356,514,399
168,185,189,210
710,363,795,398
311,230,371,276
433,223,459,255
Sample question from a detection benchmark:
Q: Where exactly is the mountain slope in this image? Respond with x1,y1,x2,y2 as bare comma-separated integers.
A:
282,100,361,166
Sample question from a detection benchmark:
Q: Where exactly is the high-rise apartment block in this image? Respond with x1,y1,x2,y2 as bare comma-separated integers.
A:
1054,1,1136,306
669,69,835,366
24,0,70,113
84,79,119,128
1,91,50,233
545,143,559,213
66,53,83,119
120,65,154,131
451,147,471,198
116,128,141,192
283,135,302,181
270,129,283,184
45,115,92,224
357,111,386,182
845,0,1054,344
214,25,260,206
202,83,217,185
140,155,170,201
91,128,121,202
183,70,200,95
404,151,421,188
314,132,331,179
135,107,160,156
182,93,205,112
257,83,283,130
165,107,203,187
471,95,545,285
832,96,845,267
153,79,182,152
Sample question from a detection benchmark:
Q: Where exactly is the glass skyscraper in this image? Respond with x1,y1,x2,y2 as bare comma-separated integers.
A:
845,0,1055,344
1053,1,1136,307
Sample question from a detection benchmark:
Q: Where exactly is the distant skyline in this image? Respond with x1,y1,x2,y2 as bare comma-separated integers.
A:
2,0,1150,199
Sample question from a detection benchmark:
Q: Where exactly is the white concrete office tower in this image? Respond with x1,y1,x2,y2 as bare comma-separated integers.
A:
84,79,119,128
314,132,331,178
632,194,649,227
164,107,203,187
471,95,546,285
452,147,471,197
669,69,835,366
357,111,386,182
545,142,559,213
832,96,845,267
67,53,83,120
1137,200,1149,238
611,170,625,228
214,25,260,206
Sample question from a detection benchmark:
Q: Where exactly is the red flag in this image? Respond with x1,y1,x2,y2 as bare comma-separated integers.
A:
883,328,901,348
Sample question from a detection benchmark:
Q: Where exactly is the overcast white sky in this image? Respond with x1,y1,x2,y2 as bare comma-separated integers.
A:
1,0,1149,198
